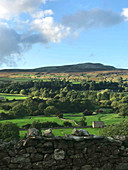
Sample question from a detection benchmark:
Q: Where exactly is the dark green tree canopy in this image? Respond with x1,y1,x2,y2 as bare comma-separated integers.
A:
101,120,128,137
0,122,19,142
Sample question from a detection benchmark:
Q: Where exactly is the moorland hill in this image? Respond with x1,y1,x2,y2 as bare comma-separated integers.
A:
0,62,118,73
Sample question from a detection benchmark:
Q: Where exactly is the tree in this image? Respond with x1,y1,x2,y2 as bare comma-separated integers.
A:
111,101,119,111
38,103,46,115
23,98,38,116
83,109,92,116
46,99,56,106
101,120,128,137
56,112,63,118
0,122,19,142
63,121,72,127
0,112,9,120
100,100,111,108
2,105,11,111
118,77,123,87
44,106,58,116
100,90,110,100
9,103,28,118
81,99,94,111
33,90,40,97
20,89,26,95
79,116,87,127
30,120,42,131
119,103,128,118
121,96,128,103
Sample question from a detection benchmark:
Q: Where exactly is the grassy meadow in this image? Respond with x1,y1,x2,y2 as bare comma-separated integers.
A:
0,116,66,127
1,113,125,128
19,128,101,139
1,112,127,138
0,93,27,100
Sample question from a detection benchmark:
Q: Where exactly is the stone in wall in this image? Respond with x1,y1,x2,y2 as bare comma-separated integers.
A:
54,149,65,160
27,128,42,138
0,129,128,170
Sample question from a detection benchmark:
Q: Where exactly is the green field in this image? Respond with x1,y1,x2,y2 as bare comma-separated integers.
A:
0,93,28,113
0,76,66,82
1,113,125,128
0,77,37,82
0,116,67,127
0,93,27,100
1,113,127,139
19,128,101,139
64,113,125,126
51,128,101,136
72,81,81,84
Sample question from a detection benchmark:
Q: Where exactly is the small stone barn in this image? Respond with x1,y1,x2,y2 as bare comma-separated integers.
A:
92,121,104,128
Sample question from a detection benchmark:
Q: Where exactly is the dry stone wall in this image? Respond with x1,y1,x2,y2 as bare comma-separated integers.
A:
0,135,128,170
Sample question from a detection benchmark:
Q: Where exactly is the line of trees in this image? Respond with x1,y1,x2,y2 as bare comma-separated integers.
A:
1,86,128,119
0,79,126,95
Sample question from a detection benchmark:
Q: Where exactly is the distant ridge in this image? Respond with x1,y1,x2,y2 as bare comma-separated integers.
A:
0,63,118,73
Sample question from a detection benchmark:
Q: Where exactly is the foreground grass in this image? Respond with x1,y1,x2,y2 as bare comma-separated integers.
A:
1,113,127,139
52,128,101,136
19,128,101,139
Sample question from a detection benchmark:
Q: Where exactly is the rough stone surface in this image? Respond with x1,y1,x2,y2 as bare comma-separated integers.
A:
116,163,128,170
81,165,92,170
43,128,54,138
26,128,42,138
0,129,128,170
54,149,65,160
72,128,90,136
101,163,113,170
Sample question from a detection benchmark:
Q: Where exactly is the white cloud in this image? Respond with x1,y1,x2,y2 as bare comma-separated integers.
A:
0,0,71,66
44,10,54,17
31,16,70,43
122,8,128,21
31,9,54,19
0,15,70,66
0,0,46,20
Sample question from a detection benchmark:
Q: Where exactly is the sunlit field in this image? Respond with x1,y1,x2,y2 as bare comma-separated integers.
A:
1,113,127,139
0,93,27,100
19,128,101,139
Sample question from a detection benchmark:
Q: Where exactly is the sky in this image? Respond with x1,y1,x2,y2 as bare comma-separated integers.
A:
0,0,128,69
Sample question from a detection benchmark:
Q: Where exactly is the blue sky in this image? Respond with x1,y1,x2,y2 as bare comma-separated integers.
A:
0,0,128,69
